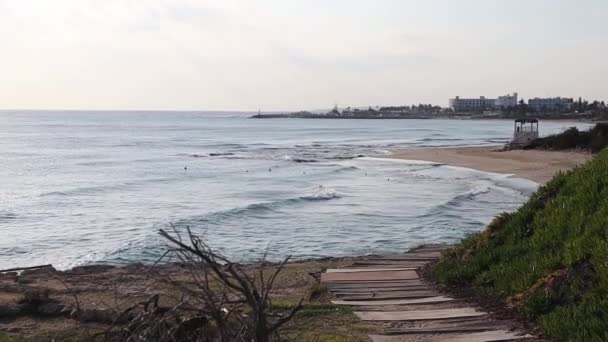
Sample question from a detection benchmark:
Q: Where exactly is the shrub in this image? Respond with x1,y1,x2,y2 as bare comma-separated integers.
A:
525,123,608,153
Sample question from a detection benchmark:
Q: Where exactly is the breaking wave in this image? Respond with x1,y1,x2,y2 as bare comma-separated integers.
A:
173,188,343,226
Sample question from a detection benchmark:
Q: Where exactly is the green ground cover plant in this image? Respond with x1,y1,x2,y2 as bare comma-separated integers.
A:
433,148,608,341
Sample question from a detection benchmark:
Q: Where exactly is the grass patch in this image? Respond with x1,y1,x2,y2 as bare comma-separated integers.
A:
273,303,352,318
433,148,608,341
278,304,372,342
0,333,22,342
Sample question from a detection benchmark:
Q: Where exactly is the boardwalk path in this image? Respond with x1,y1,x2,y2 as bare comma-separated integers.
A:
321,245,539,342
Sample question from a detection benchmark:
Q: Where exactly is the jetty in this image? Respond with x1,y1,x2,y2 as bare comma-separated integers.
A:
251,108,435,119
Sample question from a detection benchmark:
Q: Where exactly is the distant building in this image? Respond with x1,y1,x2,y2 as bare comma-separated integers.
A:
449,92,518,112
495,93,518,109
528,97,573,112
449,96,497,112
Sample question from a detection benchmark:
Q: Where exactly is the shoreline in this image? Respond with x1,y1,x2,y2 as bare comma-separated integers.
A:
1,148,593,339
389,145,593,183
4,146,592,274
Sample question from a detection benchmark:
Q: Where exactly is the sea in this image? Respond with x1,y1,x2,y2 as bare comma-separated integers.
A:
0,111,591,270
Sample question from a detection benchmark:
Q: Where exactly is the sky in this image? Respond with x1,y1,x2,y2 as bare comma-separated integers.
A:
1,0,607,111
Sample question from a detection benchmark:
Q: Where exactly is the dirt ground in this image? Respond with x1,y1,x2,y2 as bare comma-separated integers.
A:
0,257,377,341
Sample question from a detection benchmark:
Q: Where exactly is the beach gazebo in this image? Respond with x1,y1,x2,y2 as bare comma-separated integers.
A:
512,118,539,146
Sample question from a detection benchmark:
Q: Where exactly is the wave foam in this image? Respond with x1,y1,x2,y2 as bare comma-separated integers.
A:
173,187,343,226
301,187,342,201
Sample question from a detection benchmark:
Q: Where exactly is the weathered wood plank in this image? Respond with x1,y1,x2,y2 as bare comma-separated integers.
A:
430,330,533,342
349,262,429,268
332,296,453,306
369,330,531,342
383,324,509,335
321,270,419,283
355,308,486,321
396,252,442,258
330,286,431,293
337,291,439,300
326,280,428,289
365,257,438,262
326,267,416,273
346,264,427,269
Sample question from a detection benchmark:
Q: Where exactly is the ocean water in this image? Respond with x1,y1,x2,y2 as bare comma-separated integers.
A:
0,111,590,270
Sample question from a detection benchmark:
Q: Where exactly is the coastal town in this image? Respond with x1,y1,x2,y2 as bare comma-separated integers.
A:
252,92,608,120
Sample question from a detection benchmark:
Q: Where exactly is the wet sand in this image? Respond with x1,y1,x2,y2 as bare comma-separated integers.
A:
390,146,593,183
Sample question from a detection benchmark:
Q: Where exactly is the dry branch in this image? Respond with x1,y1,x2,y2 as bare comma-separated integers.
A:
100,227,303,342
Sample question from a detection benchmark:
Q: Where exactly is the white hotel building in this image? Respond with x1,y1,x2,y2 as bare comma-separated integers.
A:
449,93,518,112
528,97,573,112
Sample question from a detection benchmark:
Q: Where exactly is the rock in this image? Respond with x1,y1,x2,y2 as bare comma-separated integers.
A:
124,263,145,272
16,277,35,285
68,264,115,275
37,302,66,316
0,272,18,281
77,308,96,321
79,308,122,323
0,304,23,317
20,266,57,277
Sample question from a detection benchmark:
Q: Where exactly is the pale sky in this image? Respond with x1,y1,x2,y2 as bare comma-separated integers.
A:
1,0,607,111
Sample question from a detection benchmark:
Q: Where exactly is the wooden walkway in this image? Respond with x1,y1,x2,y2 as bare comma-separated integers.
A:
321,245,538,342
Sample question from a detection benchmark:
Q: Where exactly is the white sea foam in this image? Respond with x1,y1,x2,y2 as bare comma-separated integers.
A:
301,187,342,201
356,156,444,166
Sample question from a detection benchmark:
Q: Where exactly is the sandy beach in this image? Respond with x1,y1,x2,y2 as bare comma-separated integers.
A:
391,146,593,183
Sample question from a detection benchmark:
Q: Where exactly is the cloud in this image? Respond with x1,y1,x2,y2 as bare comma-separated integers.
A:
162,2,225,23
274,45,438,73
0,0,606,110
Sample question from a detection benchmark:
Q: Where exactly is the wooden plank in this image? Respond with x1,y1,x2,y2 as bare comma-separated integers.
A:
326,268,416,273
409,248,446,252
398,252,442,258
338,291,439,300
326,280,427,289
383,324,509,335
366,257,438,262
332,296,453,306
331,286,431,293
349,263,428,268
369,330,531,342
431,330,533,342
347,264,426,268
321,270,419,283
350,260,428,264
410,244,449,249
355,308,486,321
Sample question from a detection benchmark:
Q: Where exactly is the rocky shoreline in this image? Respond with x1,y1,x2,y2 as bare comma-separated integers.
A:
0,256,371,340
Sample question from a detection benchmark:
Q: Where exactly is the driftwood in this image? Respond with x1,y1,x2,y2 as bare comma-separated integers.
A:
0,264,53,273
158,227,304,341
97,227,303,342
